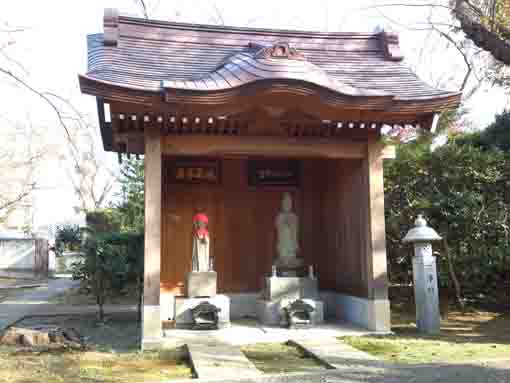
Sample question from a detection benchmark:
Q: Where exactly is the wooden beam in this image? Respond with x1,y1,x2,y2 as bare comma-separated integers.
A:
360,138,391,331
363,139,389,301
142,128,162,349
381,144,396,159
161,135,366,158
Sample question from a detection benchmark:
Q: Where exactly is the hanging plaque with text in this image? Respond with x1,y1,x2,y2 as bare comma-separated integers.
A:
171,159,220,184
247,160,300,187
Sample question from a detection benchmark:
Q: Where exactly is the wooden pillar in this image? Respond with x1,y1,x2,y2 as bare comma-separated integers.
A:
361,138,391,331
142,128,162,349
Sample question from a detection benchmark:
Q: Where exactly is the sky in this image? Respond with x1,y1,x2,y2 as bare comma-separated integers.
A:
1,0,509,231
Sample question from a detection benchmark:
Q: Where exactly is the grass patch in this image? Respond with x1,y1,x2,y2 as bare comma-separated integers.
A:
241,342,327,374
342,304,510,364
0,312,192,382
342,335,510,364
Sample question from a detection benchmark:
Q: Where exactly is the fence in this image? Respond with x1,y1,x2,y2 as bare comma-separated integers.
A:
0,238,49,278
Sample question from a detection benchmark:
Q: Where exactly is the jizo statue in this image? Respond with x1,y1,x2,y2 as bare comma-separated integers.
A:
275,193,300,268
192,213,210,272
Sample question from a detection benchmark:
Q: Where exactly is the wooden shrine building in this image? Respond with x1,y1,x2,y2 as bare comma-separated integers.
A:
80,9,460,348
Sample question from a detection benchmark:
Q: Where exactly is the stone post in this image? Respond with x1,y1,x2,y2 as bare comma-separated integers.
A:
403,215,442,334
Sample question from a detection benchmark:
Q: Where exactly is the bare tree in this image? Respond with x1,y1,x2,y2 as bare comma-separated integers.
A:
0,120,47,224
1,21,117,214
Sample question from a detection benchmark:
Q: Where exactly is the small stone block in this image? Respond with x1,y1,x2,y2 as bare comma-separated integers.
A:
256,299,324,326
186,272,217,298
174,295,230,328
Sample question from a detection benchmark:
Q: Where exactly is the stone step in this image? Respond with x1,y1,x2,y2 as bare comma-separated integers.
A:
187,342,261,379
290,338,379,369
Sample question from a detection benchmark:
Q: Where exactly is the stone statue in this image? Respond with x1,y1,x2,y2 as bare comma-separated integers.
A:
192,213,210,272
275,193,302,269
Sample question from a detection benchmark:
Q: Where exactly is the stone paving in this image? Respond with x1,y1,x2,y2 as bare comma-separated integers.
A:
187,342,262,379
164,321,382,380
0,278,80,330
164,322,510,382
290,338,378,369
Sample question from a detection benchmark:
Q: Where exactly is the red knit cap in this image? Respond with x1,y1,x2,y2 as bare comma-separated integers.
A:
193,213,209,224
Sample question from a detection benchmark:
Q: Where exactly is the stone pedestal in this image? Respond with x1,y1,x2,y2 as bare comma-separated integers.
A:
412,245,440,334
186,271,217,298
257,276,323,326
273,257,304,275
263,276,319,301
174,295,230,329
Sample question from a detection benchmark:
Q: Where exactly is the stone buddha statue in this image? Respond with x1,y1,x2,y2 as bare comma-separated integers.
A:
274,193,303,270
192,213,210,272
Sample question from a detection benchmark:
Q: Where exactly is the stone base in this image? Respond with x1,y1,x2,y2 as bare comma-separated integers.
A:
186,271,217,298
320,292,391,332
256,299,324,327
174,295,230,329
142,305,162,350
274,257,304,270
263,276,319,301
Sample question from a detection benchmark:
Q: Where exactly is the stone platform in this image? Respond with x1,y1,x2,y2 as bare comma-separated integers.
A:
262,276,319,301
257,276,323,326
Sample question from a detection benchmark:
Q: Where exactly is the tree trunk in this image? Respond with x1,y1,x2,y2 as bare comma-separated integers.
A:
98,301,105,323
454,0,510,65
137,275,142,327
443,238,465,310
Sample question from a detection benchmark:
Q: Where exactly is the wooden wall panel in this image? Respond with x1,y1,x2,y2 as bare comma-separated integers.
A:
162,157,311,294
161,156,368,298
316,159,368,298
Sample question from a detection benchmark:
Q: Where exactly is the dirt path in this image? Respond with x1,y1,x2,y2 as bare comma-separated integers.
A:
171,359,510,383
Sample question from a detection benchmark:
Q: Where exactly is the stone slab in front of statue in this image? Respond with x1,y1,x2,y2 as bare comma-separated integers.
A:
186,271,217,298
256,298,324,327
263,276,319,301
174,295,230,329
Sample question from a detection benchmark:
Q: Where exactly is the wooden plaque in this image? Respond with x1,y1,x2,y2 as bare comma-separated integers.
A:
247,160,300,187
171,159,220,184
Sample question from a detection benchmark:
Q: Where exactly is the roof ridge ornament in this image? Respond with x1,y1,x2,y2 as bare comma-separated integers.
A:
104,8,119,46
253,41,306,61
380,31,404,61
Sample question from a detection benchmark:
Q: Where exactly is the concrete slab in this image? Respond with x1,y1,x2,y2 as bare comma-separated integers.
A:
187,342,261,379
163,319,374,348
290,338,378,369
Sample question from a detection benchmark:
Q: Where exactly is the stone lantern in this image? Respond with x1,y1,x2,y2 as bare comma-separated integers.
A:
403,215,442,334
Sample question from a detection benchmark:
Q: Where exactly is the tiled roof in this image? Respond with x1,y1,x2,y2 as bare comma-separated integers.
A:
82,11,460,104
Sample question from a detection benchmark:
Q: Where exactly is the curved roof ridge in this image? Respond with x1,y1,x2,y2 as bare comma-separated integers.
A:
118,14,384,38
162,42,392,97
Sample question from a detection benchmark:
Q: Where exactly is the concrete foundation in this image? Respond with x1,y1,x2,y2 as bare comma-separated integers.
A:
320,291,391,332
142,305,162,350
158,290,391,333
